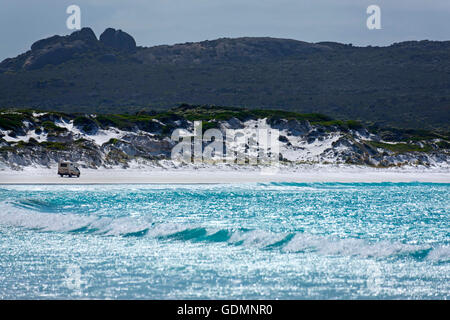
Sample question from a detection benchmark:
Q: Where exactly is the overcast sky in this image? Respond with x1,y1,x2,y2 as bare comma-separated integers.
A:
1,0,449,61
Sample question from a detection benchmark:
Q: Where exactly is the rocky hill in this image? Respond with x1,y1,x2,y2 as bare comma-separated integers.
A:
0,105,448,170
0,28,449,130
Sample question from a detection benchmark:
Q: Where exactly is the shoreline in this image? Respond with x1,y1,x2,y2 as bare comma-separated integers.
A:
1,166,449,184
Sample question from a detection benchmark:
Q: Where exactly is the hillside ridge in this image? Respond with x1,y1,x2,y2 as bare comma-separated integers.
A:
0,27,449,130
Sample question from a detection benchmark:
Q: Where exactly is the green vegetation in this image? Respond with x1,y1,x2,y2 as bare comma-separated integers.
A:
0,146,15,153
74,138,89,145
44,111,71,119
366,141,432,153
106,138,120,145
106,149,129,164
74,115,99,129
374,127,448,142
201,121,219,133
436,140,450,149
161,124,176,135
41,121,67,133
15,139,39,148
346,120,364,130
96,115,136,130
311,119,363,130
39,141,68,150
0,112,29,130
171,104,332,123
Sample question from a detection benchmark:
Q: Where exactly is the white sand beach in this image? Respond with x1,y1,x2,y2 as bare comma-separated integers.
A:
0,165,449,184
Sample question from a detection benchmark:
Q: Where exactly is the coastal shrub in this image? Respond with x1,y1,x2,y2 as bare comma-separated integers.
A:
161,124,176,135
376,127,447,142
436,140,450,149
0,146,16,153
74,116,99,132
153,112,183,123
15,109,35,116
202,121,219,133
74,138,89,144
252,110,331,122
95,115,140,130
40,141,68,150
0,113,26,130
175,105,332,123
41,121,67,133
312,119,362,130
313,120,347,129
106,149,129,164
16,138,39,148
367,141,431,153
346,120,363,130
106,138,120,145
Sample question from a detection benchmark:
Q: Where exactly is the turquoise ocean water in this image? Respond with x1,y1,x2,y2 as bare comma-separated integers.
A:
0,182,448,299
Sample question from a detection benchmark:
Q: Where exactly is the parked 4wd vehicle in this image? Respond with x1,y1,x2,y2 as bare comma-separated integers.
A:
58,162,80,178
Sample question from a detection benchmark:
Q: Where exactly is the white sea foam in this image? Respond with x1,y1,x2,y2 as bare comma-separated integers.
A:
0,206,95,232
228,229,287,247
427,245,450,262
282,233,433,259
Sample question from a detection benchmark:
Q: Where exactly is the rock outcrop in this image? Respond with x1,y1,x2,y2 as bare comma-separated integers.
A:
0,27,136,71
99,28,136,52
24,27,99,70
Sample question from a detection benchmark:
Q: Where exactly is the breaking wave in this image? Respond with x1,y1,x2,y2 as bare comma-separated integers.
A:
0,202,447,262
